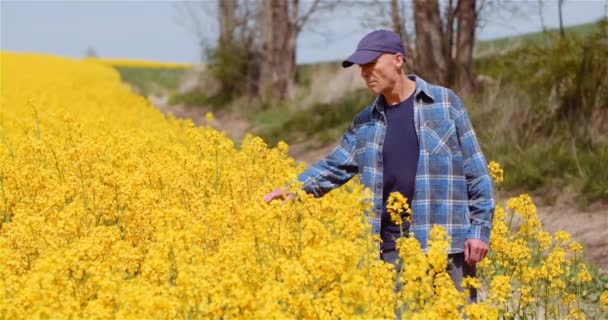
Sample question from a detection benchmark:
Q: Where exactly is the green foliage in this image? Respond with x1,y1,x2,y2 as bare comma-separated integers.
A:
206,43,252,101
167,43,251,111
248,100,292,145
579,145,608,203
580,261,608,318
497,142,571,190
168,90,230,111
114,66,187,96
252,89,371,146
472,19,608,203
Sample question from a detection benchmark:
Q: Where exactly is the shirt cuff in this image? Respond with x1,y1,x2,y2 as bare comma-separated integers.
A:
466,225,491,244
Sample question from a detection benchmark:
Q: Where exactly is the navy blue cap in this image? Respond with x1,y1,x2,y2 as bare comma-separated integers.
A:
342,29,406,68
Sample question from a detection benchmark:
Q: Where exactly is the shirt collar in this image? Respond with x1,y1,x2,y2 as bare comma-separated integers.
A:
409,74,435,102
371,74,435,114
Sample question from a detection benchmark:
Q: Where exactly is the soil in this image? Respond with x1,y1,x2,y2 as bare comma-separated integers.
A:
534,193,608,270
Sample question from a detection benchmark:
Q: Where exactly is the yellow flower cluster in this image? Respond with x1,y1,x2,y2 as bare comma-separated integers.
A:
87,57,192,69
386,191,411,227
488,161,504,184
1,52,604,319
478,165,598,319
601,290,608,311
393,225,501,320
0,52,392,319
397,226,460,317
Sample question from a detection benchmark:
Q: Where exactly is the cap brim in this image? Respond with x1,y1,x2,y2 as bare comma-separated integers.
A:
341,50,382,68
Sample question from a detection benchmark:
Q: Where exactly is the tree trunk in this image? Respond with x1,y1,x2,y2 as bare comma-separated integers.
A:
455,0,476,94
444,0,456,85
390,0,415,72
391,0,404,42
558,0,565,38
218,0,237,47
413,0,448,85
259,0,296,101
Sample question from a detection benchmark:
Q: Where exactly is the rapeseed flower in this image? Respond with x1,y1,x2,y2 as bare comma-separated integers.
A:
1,52,603,319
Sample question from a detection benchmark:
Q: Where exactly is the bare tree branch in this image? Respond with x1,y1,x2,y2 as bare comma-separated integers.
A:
538,0,547,32
297,0,343,32
173,1,217,61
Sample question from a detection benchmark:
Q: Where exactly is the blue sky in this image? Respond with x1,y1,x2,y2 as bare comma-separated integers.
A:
2,1,606,64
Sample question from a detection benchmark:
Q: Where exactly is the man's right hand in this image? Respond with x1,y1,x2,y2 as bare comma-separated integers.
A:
263,188,295,204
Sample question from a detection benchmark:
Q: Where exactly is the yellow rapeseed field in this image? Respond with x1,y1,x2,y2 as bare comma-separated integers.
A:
89,57,192,69
0,52,606,319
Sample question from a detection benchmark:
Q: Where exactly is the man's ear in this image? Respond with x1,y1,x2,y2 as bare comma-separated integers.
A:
394,53,404,70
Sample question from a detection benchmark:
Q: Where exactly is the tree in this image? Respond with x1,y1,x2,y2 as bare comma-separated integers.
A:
175,1,260,98
558,0,565,38
84,46,98,58
538,0,547,33
258,0,340,101
455,0,476,93
219,0,237,47
390,0,415,71
178,0,339,102
413,0,479,94
174,1,217,62
391,0,405,43
215,0,259,97
258,0,296,100
413,0,449,85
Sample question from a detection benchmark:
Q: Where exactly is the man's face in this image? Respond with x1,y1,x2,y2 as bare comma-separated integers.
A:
359,53,403,95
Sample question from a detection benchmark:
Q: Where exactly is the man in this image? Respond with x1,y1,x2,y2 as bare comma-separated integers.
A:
264,29,494,299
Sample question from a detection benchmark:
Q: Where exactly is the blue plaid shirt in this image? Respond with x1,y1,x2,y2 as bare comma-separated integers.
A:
298,75,495,254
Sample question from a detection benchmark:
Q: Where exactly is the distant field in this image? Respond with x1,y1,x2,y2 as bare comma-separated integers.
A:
113,66,190,96
475,21,598,57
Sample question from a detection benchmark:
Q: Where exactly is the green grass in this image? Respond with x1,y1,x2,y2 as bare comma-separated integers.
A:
113,66,189,96
168,90,229,111
580,258,608,317
465,82,608,206
250,89,371,146
465,19,608,204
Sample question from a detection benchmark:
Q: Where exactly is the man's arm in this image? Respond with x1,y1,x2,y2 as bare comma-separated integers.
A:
297,122,359,197
451,91,495,263
263,123,359,203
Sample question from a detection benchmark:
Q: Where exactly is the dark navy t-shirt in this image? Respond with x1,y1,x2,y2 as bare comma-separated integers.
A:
380,92,419,252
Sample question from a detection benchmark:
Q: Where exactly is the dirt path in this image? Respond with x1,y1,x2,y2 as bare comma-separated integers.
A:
148,95,607,270
148,93,334,163
149,94,250,143
534,195,608,270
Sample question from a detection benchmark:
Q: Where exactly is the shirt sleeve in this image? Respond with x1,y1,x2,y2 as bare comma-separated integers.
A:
297,122,359,198
451,92,496,243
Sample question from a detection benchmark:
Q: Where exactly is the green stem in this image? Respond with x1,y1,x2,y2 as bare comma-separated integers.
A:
0,173,9,224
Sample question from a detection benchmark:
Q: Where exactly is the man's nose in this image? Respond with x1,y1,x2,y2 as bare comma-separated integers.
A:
360,66,369,78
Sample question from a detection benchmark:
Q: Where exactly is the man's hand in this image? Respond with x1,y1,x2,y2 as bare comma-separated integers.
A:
464,239,489,265
263,188,295,204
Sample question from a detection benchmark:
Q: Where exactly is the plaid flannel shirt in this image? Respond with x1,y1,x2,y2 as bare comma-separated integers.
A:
298,75,495,254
